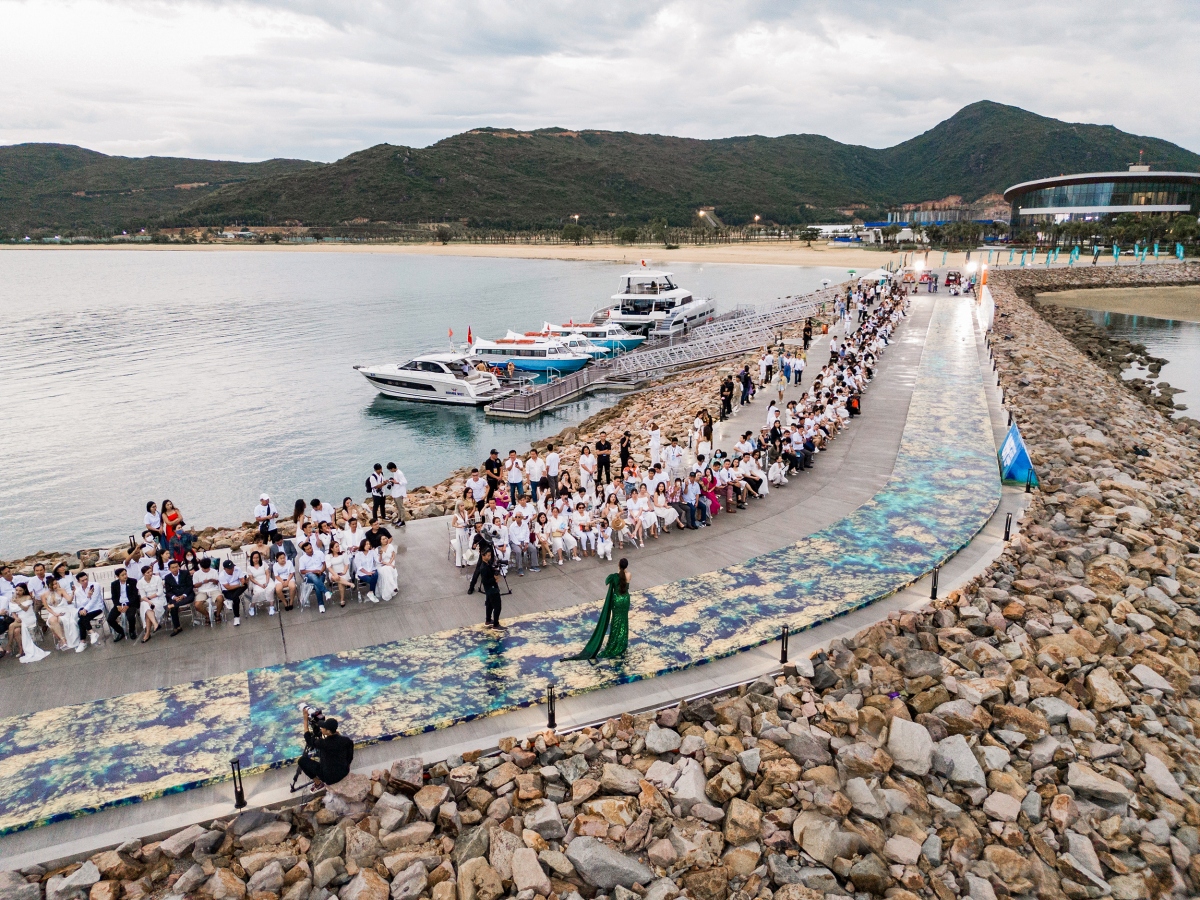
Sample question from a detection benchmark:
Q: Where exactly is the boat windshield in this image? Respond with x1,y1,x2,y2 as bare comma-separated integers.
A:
622,276,677,295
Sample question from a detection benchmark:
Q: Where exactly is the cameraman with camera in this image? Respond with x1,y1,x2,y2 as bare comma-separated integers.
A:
297,705,354,792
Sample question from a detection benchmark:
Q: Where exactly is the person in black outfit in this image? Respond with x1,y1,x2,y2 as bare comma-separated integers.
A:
595,432,612,486
467,546,503,628
802,319,813,351
482,449,502,501
719,377,734,420
107,569,141,642
368,463,387,523
163,559,194,636
298,708,354,790
364,522,391,549
618,432,632,472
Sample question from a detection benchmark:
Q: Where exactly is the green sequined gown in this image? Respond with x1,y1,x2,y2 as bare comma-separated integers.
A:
564,573,630,660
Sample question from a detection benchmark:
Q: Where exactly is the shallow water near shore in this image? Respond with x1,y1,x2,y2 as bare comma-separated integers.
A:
1080,309,1200,417
0,250,842,558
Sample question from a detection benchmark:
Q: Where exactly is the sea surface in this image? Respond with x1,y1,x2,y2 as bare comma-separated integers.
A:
0,249,843,558
1082,309,1200,417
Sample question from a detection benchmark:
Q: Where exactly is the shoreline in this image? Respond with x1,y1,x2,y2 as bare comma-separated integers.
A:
1035,283,1200,324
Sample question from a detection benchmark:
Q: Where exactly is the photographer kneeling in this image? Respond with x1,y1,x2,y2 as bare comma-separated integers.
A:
299,706,355,791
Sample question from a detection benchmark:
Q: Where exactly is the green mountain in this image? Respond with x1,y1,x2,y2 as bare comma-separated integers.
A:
0,143,316,234
179,102,1200,230
5,102,1200,234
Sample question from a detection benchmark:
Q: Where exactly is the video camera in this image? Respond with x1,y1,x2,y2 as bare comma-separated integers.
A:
300,703,326,732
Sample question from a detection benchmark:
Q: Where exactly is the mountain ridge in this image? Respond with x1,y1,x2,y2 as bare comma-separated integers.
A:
3,101,1199,233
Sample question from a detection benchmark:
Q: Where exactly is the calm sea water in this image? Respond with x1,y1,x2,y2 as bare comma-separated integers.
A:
1083,310,1200,417
0,249,843,557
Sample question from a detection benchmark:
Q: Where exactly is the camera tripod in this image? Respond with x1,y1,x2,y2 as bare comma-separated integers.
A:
290,743,318,794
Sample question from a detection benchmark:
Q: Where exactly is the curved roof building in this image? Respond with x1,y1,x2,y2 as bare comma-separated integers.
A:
1004,167,1200,227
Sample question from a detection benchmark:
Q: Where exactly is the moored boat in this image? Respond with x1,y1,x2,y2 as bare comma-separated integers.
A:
591,261,716,335
540,320,645,355
355,351,514,406
470,334,591,374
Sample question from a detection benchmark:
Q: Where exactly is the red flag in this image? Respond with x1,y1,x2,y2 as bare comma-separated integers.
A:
467,326,473,344
448,327,453,338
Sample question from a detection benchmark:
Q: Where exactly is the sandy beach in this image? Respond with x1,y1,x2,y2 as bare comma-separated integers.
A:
0,240,970,270
1037,284,1200,323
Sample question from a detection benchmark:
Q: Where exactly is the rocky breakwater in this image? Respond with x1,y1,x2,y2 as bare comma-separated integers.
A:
1002,262,1200,425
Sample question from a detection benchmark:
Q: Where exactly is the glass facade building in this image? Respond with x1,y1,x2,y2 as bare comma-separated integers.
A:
1004,170,1200,226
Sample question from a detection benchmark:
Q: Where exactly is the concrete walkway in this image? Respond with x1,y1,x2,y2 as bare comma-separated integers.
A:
0,290,1017,864
0,305,922,717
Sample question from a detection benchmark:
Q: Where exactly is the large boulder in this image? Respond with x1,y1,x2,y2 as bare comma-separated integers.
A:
565,837,654,889
887,717,933,777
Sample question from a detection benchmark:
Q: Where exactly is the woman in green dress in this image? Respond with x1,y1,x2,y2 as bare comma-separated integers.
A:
565,558,630,661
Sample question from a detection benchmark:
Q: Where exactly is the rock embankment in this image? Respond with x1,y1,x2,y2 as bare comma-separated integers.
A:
1002,262,1200,425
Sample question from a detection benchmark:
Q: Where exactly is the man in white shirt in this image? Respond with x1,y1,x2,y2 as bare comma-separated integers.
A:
74,572,106,645
193,559,222,624
386,462,408,527
525,450,546,504
545,444,561,481
663,438,685,483
297,541,328,613
220,559,248,625
465,468,489,504
507,512,538,575
368,464,388,523
504,450,525,500
25,563,49,604
255,494,279,542
310,498,333,527
271,552,295,612
0,565,15,606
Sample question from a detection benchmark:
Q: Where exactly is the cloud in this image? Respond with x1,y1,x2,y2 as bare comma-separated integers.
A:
1,0,1198,161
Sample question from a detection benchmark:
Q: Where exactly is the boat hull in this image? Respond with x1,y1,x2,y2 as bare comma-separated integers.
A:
358,373,511,406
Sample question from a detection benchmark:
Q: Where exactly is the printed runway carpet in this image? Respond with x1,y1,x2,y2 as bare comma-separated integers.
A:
0,296,1000,835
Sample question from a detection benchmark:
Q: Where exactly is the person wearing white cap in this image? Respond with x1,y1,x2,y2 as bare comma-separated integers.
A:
255,494,279,543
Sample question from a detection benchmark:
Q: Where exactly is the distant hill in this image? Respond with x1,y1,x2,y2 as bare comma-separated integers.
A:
5,102,1200,234
0,144,316,234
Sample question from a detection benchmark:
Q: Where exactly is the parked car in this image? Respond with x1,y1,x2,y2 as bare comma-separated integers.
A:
945,270,962,286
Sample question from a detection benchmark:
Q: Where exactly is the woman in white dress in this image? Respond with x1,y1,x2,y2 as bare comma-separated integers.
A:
548,510,577,564
451,502,472,568
377,533,399,601
696,415,713,468
13,585,50,664
653,482,680,532
603,496,631,549
246,551,276,615
635,484,659,543
648,422,662,467
327,541,354,607
43,578,83,651
572,502,596,557
138,568,166,642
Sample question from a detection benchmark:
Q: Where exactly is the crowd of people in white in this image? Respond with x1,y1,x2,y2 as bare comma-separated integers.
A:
448,281,909,579
1,278,908,664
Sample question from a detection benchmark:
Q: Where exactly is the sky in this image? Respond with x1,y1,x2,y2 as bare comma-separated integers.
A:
3,0,1199,162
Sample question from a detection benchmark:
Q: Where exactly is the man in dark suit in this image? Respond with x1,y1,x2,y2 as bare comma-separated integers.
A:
107,568,140,642
164,559,194,637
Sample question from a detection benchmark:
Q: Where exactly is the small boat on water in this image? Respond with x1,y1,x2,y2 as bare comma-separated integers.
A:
355,351,514,406
592,261,716,335
540,321,645,355
507,329,607,360
470,334,591,374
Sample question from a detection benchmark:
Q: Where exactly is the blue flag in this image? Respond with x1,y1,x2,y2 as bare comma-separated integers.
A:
999,423,1038,486
1179,243,1186,260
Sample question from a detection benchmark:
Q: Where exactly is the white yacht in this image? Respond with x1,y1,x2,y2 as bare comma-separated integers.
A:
507,329,607,360
592,263,716,335
355,351,513,406
540,321,646,355
470,334,591,374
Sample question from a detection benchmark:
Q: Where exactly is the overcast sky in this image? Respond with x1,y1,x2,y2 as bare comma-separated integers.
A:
4,0,1199,162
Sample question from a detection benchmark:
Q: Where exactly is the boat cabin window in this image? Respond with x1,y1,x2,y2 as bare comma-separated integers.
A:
623,276,677,295
418,361,448,374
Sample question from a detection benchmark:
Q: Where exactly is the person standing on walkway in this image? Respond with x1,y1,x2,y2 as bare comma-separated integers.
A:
468,545,503,628
719,377,734,420
368,464,387,523
794,351,806,385
594,432,612,486
648,422,662,467
618,432,632,472
504,450,525,500
483,449,503,500
386,462,407,527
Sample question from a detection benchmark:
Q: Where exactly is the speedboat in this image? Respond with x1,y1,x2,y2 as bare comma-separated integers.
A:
470,334,591,374
541,321,645,355
507,329,607,360
355,351,513,406
591,262,716,335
